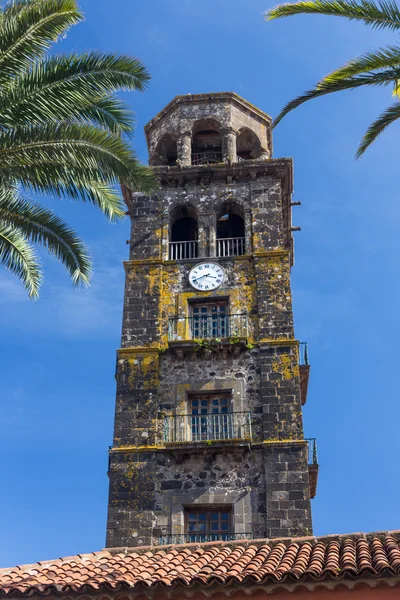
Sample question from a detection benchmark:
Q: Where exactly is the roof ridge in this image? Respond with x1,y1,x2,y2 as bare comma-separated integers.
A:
104,530,400,556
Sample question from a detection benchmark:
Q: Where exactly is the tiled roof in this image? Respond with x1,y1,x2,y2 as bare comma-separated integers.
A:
1,532,400,596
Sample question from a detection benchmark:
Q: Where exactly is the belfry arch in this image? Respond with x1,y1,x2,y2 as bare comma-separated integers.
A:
169,204,198,259
216,201,245,256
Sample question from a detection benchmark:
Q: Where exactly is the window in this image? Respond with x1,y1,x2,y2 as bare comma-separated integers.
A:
189,392,232,441
190,299,229,339
185,507,232,542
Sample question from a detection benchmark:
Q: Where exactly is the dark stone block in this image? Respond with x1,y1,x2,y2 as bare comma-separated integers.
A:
161,480,182,490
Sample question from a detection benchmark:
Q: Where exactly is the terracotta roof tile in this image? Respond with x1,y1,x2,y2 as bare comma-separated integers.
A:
1,531,400,596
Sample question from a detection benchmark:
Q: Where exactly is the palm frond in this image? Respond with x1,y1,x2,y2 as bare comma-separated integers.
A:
1,170,126,220
265,0,400,31
77,96,135,134
321,45,400,83
1,52,150,129
125,161,160,193
0,123,135,179
0,187,91,285
69,182,126,221
356,101,400,155
274,67,400,126
0,222,41,297
0,0,81,81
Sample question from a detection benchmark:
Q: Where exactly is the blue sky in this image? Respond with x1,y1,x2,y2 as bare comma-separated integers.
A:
1,0,400,568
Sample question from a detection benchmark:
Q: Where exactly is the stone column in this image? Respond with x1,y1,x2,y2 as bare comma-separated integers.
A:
222,128,237,163
244,209,252,254
199,213,215,258
197,219,206,258
177,132,192,166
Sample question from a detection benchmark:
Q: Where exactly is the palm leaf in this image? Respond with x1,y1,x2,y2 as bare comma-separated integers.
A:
265,0,400,32
321,45,400,83
0,0,81,81
1,52,150,129
0,187,91,285
0,222,41,297
0,123,135,178
356,101,400,155
77,96,135,134
0,0,155,296
1,172,126,221
274,67,400,126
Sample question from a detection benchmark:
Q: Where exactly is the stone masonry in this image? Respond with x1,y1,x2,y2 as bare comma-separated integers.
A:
106,93,315,548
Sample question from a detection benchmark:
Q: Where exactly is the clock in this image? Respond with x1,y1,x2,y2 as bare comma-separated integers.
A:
188,262,225,291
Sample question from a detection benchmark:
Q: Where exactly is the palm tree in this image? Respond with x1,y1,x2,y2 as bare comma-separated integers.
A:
265,0,400,157
0,0,155,298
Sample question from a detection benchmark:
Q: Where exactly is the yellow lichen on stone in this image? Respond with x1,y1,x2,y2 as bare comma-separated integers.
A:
272,353,298,380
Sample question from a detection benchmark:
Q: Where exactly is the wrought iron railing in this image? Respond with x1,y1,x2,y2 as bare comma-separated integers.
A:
163,411,252,444
158,532,253,545
169,240,198,260
192,151,223,165
299,342,309,365
216,237,245,257
306,438,318,465
168,313,248,341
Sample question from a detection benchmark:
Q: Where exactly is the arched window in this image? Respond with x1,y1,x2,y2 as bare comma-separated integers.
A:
236,128,261,161
151,134,178,166
216,202,245,257
191,119,222,165
169,205,198,260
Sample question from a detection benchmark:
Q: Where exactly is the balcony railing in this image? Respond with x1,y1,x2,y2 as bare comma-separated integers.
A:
163,411,252,444
216,237,245,257
306,438,318,465
158,532,253,545
192,151,223,165
168,313,248,341
169,241,198,260
299,342,309,365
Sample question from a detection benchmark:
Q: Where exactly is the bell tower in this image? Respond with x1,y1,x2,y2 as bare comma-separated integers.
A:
106,92,318,547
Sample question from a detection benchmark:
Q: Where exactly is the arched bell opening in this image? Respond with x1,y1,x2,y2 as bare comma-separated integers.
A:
169,205,199,260
191,119,222,166
236,128,262,161
151,134,178,166
216,202,245,257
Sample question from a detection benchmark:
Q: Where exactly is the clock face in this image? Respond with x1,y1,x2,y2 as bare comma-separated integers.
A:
189,263,225,291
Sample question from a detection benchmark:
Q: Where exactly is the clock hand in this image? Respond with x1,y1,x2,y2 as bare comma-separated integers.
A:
192,273,208,282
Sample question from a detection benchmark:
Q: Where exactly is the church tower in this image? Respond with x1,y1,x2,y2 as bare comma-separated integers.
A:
106,92,318,547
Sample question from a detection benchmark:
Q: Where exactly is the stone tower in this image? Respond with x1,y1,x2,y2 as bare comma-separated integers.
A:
106,92,318,548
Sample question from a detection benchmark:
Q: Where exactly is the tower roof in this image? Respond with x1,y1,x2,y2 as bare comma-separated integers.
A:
144,92,272,133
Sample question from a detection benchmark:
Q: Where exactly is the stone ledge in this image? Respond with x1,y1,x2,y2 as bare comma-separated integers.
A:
167,338,248,357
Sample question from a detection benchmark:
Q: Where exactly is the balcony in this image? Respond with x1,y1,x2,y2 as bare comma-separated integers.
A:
216,237,245,257
299,342,310,406
163,412,252,445
306,437,319,499
168,313,248,342
169,241,198,260
158,532,253,545
192,151,223,165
